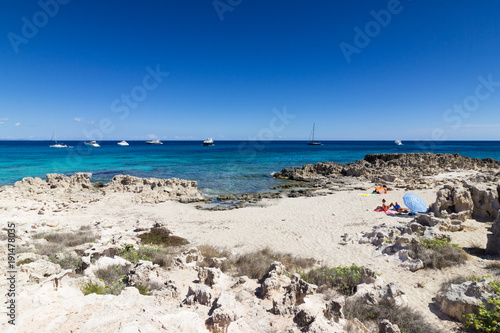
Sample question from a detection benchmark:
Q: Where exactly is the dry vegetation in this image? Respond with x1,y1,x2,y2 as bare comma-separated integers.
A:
198,246,316,280
138,227,189,247
409,238,468,269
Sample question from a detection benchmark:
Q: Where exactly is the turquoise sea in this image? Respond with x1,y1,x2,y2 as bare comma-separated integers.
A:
1,141,499,195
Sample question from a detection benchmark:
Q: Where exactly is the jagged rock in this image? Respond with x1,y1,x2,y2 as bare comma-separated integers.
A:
360,268,377,284
282,273,317,306
104,175,203,203
198,267,222,287
84,256,131,281
206,292,244,333
379,319,401,333
82,244,121,267
487,210,500,254
184,284,213,306
261,261,291,298
294,308,316,327
173,247,204,269
436,278,497,322
275,153,500,189
351,281,408,308
126,260,170,291
466,183,500,219
20,259,62,281
324,299,344,322
347,318,371,333
153,279,179,299
431,186,473,221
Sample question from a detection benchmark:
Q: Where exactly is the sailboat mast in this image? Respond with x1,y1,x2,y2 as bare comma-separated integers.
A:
312,123,315,142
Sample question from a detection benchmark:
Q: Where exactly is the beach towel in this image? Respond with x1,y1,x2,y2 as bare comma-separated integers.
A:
359,194,373,196
374,208,398,214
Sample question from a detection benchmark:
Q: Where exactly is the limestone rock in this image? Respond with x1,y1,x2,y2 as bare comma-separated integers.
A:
173,247,204,269
261,261,291,298
436,279,497,322
198,267,222,287
126,260,170,291
487,210,500,255
430,186,473,221
282,273,317,306
206,291,244,333
324,299,344,323
184,284,213,306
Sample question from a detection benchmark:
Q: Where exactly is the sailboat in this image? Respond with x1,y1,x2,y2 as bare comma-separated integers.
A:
49,130,67,148
394,140,403,146
307,123,322,145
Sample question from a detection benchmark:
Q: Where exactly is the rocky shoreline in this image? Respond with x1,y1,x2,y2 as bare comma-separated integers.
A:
2,152,500,332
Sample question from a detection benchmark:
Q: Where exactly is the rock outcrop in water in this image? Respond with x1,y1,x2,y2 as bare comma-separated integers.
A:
7,173,203,203
274,153,500,189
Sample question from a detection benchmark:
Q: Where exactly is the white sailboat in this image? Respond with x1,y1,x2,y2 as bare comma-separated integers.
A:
146,139,163,145
49,130,67,148
394,140,403,146
307,123,322,145
117,140,129,146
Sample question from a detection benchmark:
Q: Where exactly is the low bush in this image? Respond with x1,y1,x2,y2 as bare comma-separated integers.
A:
17,258,34,266
464,280,500,332
135,284,151,296
300,264,364,295
344,297,440,333
232,247,315,280
198,245,233,272
116,244,174,268
48,254,83,272
81,281,105,295
34,242,65,256
34,229,99,247
138,228,189,247
409,238,468,269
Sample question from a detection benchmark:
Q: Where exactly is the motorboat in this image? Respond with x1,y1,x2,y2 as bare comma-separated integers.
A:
394,140,403,146
84,141,100,147
146,139,163,145
117,140,129,146
307,123,323,145
203,138,214,146
49,129,67,148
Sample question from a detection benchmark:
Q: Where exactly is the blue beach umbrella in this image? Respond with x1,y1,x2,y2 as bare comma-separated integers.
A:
403,193,428,213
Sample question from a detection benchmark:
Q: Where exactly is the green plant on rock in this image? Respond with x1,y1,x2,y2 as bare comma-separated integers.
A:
135,284,151,296
464,280,500,332
299,264,364,295
81,281,105,295
17,258,34,266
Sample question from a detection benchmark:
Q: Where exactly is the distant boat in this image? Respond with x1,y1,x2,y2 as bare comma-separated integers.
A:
394,140,403,146
117,140,129,146
49,130,67,148
203,138,214,146
146,139,163,145
307,123,322,145
84,141,100,147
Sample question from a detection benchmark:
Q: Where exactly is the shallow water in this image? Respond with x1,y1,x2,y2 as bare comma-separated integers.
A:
1,140,499,194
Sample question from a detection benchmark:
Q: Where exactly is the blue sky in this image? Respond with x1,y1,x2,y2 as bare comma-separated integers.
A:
1,0,499,140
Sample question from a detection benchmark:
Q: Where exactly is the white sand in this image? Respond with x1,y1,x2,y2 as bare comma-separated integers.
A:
1,186,493,331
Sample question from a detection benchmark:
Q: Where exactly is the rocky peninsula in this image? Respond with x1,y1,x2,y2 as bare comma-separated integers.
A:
1,153,500,332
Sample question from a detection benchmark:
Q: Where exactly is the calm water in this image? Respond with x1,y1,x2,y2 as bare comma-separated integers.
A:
1,140,499,195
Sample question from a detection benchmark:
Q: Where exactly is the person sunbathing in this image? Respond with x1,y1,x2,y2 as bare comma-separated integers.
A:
373,186,388,194
375,199,391,211
392,202,410,213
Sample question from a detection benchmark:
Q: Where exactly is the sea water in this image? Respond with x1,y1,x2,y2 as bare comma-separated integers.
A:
1,140,499,195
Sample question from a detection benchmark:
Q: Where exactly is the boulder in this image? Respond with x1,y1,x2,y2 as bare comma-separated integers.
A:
379,319,401,333
260,261,291,298
487,210,500,255
126,260,170,291
173,247,204,269
430,186,473,221
282,273,317,306
198,267,222,287
467,183,500,220
206,291,244,333
184,284,213,306
436,279,497,322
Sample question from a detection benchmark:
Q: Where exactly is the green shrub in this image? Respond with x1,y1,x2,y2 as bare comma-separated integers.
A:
17,258,34,266
135,284,151,296
464,280,500,332
116,244,173,267
48,255,83,272
81,281,105,295
299,264,364,295
138,228,189,247
410,238,468,269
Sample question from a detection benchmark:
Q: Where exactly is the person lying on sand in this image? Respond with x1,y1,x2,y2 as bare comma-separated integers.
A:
375,199,391,212
392,202,410,213
373,186,388,194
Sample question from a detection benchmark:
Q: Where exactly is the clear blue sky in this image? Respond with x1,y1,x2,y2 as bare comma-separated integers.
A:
1,0,499,140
